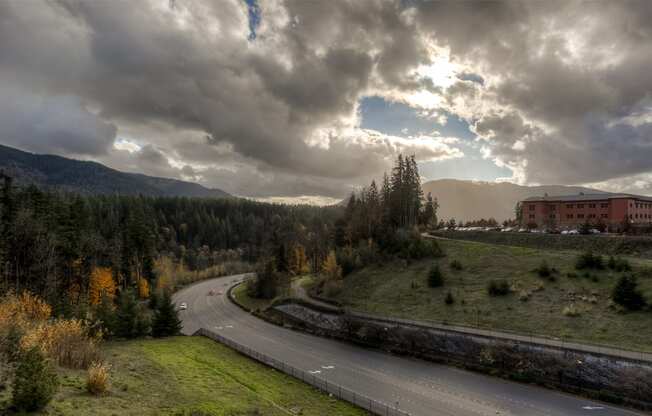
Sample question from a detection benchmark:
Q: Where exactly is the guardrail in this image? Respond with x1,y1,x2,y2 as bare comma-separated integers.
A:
194,327,411,416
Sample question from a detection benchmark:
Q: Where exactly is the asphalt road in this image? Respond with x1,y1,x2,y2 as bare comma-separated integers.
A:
174,274,644,416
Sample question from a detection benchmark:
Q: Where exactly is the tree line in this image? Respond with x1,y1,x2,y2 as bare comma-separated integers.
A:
0,174,338,313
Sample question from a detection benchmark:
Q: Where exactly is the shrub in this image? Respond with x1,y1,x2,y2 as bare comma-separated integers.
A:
323,279,343,297
575,251,604,270
152,291,182,338
12,347,59,412
20,318,101,369
562,304,581,317
535,260,552,278
612,275,647,311
428,264,444,288
444,291,455,305
608,256,632,272
450,259,463,271
87,361,111,395
487,279,510,296
566,272,578,279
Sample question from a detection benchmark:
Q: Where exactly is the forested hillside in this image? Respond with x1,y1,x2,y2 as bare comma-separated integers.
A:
0,174,338,313
0,144,229,197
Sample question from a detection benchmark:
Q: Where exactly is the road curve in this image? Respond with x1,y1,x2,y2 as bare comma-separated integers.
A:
174,275,643,416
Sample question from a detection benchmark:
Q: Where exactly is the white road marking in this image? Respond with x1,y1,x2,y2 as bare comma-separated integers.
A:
225,325,234,328
309,370,321,374
582,407,605,411
321,365,335,370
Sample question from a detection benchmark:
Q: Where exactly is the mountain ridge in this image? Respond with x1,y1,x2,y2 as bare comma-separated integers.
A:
0,143,229,198
422,178,608,222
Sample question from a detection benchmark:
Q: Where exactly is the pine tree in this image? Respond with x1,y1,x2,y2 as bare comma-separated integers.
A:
12,347,59,412
94,292,117,337
115,289,150,338
151,291,182,337
612,275,646,311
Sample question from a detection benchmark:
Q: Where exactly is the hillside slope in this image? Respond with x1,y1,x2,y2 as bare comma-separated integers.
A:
0,143,229,197
422,179,605,222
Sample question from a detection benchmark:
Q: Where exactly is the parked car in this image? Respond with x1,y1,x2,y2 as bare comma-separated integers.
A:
179,302,187,310
567,229,579,235
518,228,529,233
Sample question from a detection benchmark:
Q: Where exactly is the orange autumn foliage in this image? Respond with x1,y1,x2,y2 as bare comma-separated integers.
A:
89,267,117,306
138,278,150,299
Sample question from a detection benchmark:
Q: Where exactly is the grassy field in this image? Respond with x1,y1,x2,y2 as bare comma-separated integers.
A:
0,337,366,416
328,238,652,352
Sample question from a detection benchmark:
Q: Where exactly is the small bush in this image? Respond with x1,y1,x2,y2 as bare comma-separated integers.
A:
450,259,463,271
535,260,552,278
12,347,59,412
562,304,581,317
566,272,578,279
487,279,510,296
323,279,343,297
575,251,604,270
444,291,455,305
608,256,632,272
612,275,647,311
428,265,444,288
87,361,111,395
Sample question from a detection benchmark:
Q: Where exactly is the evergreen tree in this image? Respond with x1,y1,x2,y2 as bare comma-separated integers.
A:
94,292,117,338
428,264,444,287
612,275,647,311
12,347,59,412
151,291,182,337
115,289,150,338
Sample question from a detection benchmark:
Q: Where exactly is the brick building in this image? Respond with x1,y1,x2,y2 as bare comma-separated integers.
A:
520,193,652,231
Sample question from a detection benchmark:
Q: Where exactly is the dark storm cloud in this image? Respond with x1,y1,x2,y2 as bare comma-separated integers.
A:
2,0,652,197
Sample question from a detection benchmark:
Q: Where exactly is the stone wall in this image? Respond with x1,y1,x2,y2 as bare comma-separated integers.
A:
273,301,652,410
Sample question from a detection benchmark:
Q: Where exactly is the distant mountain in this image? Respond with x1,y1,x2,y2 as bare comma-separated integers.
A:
0,144,229,198
422,179,607,222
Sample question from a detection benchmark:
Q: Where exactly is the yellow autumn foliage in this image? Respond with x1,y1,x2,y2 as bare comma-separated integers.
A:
0,291,51,334
289,244,310,276
321,250,342,280
138,278,150,299
20,318,101,369
1,291,100,369
89,267,117,305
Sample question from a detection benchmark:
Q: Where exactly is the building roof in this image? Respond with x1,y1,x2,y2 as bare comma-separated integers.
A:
523,192,652,203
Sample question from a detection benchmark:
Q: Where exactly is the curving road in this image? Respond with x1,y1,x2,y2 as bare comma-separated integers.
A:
174,275,644,416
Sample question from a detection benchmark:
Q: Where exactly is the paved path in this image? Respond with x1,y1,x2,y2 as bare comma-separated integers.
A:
174,274,644,416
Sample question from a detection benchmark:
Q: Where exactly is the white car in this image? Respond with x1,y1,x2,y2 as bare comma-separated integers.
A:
567,229,579,235
179,302,187,310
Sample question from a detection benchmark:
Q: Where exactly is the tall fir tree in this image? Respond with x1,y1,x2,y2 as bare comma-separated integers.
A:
151,291,182,337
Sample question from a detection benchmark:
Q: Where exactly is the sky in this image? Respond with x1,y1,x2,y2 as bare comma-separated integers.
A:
2,1,652,204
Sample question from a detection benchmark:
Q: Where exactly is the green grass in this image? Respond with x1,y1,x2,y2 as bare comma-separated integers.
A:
231,283,273,312
1,337,366,415
331,239,652,352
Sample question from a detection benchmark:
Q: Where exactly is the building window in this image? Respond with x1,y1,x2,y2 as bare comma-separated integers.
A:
550,205,556,211
578,214,585,219
601,203,608,208
601,214,608,218
567,214,574,219
529,214,535,219
529,205,535,211
577,204,584,208
566,204,573,208
549,214,556,219
589,203,596,208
